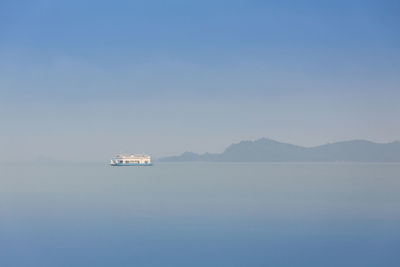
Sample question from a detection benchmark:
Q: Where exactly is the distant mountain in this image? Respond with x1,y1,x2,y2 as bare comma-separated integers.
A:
159,138,400,162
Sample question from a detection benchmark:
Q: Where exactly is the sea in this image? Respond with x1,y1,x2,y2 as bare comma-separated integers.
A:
1,162,399,267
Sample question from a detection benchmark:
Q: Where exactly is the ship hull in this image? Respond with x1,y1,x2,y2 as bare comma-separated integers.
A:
111,163,153,166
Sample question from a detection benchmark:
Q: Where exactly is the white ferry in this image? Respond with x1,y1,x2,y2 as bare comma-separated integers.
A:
110,154,152,166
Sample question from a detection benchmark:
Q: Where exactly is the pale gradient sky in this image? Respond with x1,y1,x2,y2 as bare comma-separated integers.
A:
0,0,399,162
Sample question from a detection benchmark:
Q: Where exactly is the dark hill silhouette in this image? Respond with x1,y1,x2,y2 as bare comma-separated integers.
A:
159,138,400,162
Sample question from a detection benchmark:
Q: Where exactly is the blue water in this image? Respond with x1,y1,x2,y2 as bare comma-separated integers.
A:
1,163,399,266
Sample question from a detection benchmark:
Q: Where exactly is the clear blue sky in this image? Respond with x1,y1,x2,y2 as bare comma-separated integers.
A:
1,0,399,161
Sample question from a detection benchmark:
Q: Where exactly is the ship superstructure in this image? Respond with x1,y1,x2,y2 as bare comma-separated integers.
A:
110,154,152,166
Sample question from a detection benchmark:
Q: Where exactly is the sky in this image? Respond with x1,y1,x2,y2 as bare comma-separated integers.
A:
0,0,399,162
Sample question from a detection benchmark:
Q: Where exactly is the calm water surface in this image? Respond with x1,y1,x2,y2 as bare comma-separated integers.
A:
1,163,400,266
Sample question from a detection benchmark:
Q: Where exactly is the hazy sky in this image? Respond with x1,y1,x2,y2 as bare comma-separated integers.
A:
1,0,399,161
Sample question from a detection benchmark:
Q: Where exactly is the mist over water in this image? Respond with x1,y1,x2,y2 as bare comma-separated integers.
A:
1,1,399,266
1,163,399,266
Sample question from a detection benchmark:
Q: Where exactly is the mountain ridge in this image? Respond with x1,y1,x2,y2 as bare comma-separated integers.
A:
159,138,400,162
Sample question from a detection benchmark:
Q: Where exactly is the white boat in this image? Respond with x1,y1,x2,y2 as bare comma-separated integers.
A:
110,154,152,166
